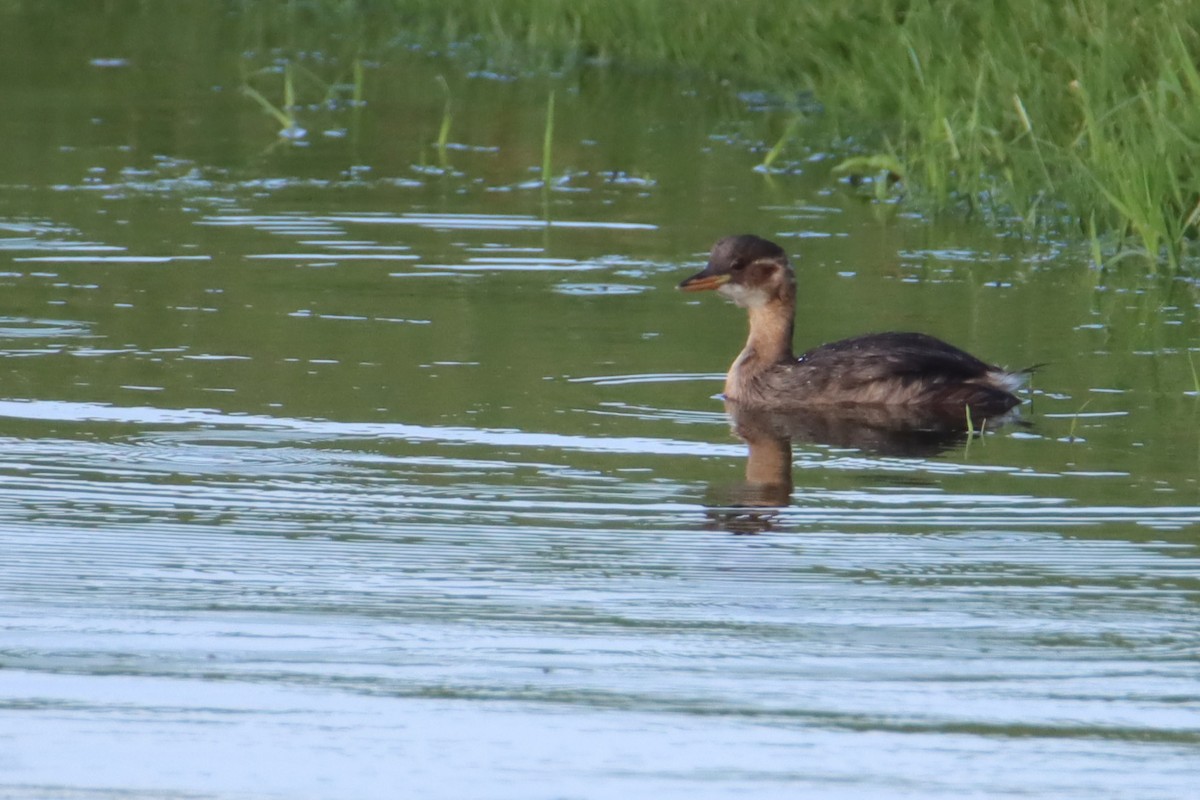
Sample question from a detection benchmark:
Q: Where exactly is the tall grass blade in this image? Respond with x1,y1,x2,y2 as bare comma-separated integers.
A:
284,62,296,110
353,59,365,105
435,75,453,165
542,89,556,187
760,116,802,170
242,85,295,131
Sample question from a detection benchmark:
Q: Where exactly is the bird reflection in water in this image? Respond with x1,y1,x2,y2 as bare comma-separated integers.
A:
701,400,1019,534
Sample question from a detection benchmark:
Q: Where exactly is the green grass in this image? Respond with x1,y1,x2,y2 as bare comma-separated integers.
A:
434,74,453,165
381,0,1200,271
542,89,556,187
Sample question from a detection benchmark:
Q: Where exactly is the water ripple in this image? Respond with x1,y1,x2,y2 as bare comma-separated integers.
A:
0,317,94,339
199,212,656,232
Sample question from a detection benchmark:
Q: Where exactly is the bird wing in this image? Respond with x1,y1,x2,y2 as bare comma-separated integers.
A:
759,332,1018,412
795,332,998,384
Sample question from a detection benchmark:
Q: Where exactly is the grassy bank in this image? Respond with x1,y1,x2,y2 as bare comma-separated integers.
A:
384,0,1200,271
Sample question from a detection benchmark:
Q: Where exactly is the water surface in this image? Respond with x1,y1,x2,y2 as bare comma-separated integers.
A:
0,5,1197,799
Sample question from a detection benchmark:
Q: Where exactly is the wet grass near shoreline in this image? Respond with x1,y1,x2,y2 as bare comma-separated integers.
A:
379,0,1200,273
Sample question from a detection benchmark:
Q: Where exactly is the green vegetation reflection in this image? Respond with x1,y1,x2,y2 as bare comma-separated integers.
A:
384,0,1200,272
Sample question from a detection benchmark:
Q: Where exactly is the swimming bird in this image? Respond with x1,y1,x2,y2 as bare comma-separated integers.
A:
679,234,1024,414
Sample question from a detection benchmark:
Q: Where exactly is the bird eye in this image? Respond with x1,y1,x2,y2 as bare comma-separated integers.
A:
730,260,745,272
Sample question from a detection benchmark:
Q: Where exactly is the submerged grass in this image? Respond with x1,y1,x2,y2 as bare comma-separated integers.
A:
382,0,1200,270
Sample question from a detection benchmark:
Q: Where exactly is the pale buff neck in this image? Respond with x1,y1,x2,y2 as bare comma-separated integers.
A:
724,296,796,398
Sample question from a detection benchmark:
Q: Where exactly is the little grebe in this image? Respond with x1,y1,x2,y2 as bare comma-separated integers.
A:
679,234,1024,413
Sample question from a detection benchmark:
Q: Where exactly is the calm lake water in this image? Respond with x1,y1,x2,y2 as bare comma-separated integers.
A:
1,5,1198,799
